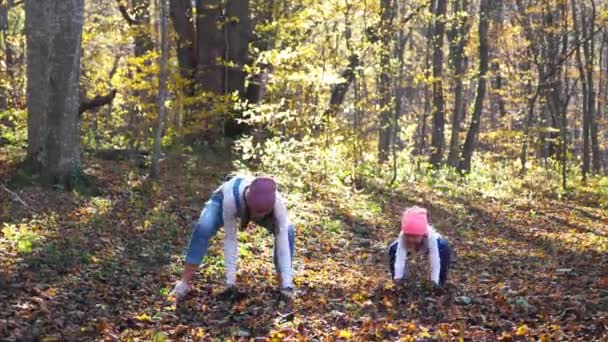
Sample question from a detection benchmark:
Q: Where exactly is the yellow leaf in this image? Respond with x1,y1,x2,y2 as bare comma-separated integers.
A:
385,323,398,331
515,324,529,336
418,327,431,338
195,328,204,337
134,313,152,322
338,330,352,339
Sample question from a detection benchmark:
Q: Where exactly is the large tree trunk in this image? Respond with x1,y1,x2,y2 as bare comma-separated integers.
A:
225,0,251,96
24,0,85,186
224,0,252,137
169,0,196,83
24,0,51,169
446,0,469,167
46,0,84,184
378,0,394,163
151,0,169,179
429,0,448,167
457,0,490,174
196,0,224,94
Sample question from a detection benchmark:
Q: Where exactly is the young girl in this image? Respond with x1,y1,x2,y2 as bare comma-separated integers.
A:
388,206,453,286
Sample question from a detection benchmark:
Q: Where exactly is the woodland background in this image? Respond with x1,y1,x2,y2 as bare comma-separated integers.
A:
0,0,607,340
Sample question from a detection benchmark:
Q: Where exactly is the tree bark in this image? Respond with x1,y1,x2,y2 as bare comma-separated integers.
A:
488,0,506,125
196,0,224,94
571,0,591,182
169,0,196,83
581,1,600,173
429,0,448,167
225,0,251,96
24,0,52,169
132,0,153,57
24,0,85,186
415,0,436,158
378,0,394,163
0,0,8,111
151,0,169,179
325,54,359,117
457,0,489,174
45,0,84,185
446,0,469,167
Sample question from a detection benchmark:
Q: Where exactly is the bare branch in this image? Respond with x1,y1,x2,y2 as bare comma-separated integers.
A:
79,89,117,116
114,0,144,26
1,183,33,212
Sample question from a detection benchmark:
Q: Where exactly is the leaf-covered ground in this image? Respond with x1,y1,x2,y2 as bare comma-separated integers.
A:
1,149,607,341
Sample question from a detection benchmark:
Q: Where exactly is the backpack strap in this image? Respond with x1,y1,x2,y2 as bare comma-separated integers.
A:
232,177,244,218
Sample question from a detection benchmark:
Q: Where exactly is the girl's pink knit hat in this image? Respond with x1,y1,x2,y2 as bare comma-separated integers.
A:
401,206,429,235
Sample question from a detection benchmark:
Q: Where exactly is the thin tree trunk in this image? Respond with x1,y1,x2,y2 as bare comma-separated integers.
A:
0,0,8,111
429,0,448,167
582,1,600,173
458,0,490,174
415,0,435,158
488,0,506,125
378,0,394,163
572,0,590,182
520,83,540,176
151,0,169,179
447,0,468,167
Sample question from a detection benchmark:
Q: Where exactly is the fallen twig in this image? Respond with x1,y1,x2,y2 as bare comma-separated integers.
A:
1,183,33,212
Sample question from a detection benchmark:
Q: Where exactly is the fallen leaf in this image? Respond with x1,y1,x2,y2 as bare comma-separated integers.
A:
337,329,352,339
134,313,152,322
515,324,529,336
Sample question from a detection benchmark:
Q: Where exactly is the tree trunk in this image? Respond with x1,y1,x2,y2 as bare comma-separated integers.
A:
133,0,153,57
223,0,252,137
581,2,600,173
488,0,506,125
446,0,468,167
24,0,51,169
378,0,394,163
169,0,196,83
196,0,224,94
225,0,251,96
151,0,169,179
415,0,436,158
0,0,8,111
24,0,85,186
457,0,489,174
429,0,448,167
572,0,590,182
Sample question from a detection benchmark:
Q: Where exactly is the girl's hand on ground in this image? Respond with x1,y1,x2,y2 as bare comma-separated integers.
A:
169,280,192,300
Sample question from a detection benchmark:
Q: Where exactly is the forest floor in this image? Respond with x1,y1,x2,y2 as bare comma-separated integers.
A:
0,147,607,341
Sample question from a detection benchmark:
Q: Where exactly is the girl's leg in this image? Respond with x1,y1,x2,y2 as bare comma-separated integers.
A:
387,239,399,278
437,238,452,285
181,198,224,284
